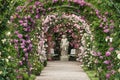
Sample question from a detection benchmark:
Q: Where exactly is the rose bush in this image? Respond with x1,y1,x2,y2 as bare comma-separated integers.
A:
0,0,120,80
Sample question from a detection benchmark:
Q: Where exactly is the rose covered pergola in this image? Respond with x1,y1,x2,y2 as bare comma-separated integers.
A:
40,13,91,60
1,0,119,80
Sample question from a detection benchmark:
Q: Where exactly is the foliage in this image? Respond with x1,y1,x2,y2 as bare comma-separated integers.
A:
0,0,120,80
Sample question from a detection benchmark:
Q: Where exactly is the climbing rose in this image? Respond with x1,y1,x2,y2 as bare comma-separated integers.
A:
10,16,14,21
21,45,25,48
105,51,111,56
29,44,33,48
19,61,23,65
23,23,28,27
35,14,40,19
53,0,58,3
109,47,114,51
103,60,110,64
19,20,23,24
93,51,97,56
35,1,40,6
99,56,103,59
110,26,114,29
26,40,31,43
111,70,116,75
105,12,108,15
14,39,18,43
106,73,111,79
107,65,112,70
103,29,109,33
25,53,28,58
15,45,18,49
73,0,78,3
97,52,101,56
117,54,120,59
95,9,99,15
17,34,23,39
15,31,19,34
94,59,98,64
23,48,27,52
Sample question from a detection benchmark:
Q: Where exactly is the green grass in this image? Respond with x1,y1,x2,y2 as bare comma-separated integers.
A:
83,67,99,80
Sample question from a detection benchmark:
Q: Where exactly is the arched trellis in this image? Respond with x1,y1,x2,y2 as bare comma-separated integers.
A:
37,13,91,60
10,0,117,80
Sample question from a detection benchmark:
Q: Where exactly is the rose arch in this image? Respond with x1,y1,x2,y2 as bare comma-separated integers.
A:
9,0,119,80
38,13,91,60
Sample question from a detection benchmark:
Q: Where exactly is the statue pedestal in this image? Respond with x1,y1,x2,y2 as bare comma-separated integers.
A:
60,55,69,61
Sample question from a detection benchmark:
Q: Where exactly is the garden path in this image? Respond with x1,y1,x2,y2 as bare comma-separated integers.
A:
35,61,90,80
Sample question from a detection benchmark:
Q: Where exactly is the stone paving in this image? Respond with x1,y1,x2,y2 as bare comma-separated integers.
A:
36,61,90,80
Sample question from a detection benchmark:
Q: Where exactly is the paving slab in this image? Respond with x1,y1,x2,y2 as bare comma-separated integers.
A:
36,61,90,80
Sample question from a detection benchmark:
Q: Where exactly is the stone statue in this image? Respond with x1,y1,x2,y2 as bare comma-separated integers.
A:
60,35,69,61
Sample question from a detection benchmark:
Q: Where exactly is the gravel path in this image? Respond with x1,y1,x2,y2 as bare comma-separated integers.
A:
36,61,90,80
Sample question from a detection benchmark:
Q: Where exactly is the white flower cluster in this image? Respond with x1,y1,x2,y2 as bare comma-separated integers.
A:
1,39,7,44
0,52,11,62
6,32,11,36
105,36,113,42
0,71,2,75
37,34,47,62
116,50,120,59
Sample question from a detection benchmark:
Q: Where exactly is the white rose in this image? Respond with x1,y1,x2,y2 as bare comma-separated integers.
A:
5,59,9,62
87,44,89,47
1,39,6,44
105,38,108,42
109,37,113,42
87,49,90,51
0,71,2,74
10,43,12,45
8,56,11,59
116,50,120,54
6,32,11,36
86,37,89,39
117,54,120,59
118,68,120,72
31,38,33,40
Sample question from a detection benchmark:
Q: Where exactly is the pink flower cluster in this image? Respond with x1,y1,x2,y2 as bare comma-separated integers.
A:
72,0,86,6
10,1,46,76
52,0,86,6
13,31,33,66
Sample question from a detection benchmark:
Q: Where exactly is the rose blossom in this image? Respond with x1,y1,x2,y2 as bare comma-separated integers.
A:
103,29,109,33
21,45,25,48
105,51,111,56
109,47,114,51
111,70,116,75
17,34,23,39
99,56,103,59
14,39,18,43
103,60,110,64
97,52,101,56
19,61,23,65
23,48,27,52
25,53,28,58
14,31,19,34
53,0,58,3
106,73,111,79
